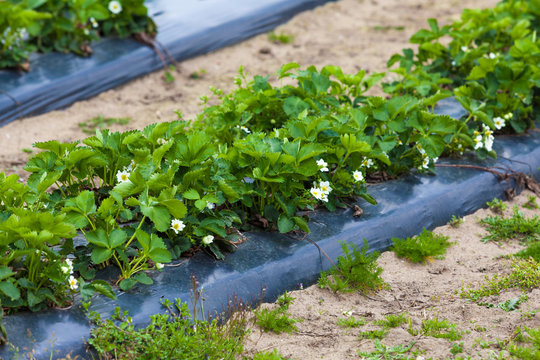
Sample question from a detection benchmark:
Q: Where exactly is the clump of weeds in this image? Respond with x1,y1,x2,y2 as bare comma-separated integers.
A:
487,198,507,214
254,291,300,334
78,115,130,135
480,206,540,243
391,228,452,264
318,240,386,294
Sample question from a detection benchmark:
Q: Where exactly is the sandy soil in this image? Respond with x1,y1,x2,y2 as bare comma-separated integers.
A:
0,0,499,176
242,191,540,359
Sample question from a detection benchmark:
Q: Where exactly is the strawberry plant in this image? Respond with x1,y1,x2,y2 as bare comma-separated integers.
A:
0,0,155,70
385,0,540,159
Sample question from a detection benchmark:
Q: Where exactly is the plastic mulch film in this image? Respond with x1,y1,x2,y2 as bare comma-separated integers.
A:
0,0,335,126
1,99,539,358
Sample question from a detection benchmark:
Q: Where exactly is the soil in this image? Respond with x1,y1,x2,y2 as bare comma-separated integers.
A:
241,191,540,359
0,0,499,177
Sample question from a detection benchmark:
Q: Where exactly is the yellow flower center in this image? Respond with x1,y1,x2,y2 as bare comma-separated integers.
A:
121,174,128,181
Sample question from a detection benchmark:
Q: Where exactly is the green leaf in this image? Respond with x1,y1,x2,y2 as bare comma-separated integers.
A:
159,199,187,219
148,248,172,264
140,204,170,232
75,190,96,215
278,62,300,78
89,280,116,300
0,281,20,301
119,278,137,291
91,247,113,264
85,229,109,248
133,273,153,285
218,180,241,202
278,215,295,233
0,267,14,282
109,229,127,249
283,97,310,118
293,217,310,233
182,188,200,200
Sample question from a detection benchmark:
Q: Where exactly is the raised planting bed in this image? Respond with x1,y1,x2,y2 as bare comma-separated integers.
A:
2,100,539,359
0,0,335,126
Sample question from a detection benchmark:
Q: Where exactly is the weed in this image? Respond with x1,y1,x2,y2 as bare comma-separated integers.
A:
337,316,366,328
448,215,463,228
318,240,386,294
357,340,414,359
373,25,405,31
276,291,295,311
506,326,540,359
268,31,294,44
515,242,540,262
246,349,289,360
358,328,388,340
190,68,207,79
163,65,176,83
373,313,408,328
523,195,539,210
254,292,300,335
254,307,298,334
480,206,540,243
487,198,507,214
88,297,249,360
409,313,462,341
78,115,130,134
461,258,540,302
21,148,32,154
520,307,537,320
391,228,452,264
450,341,464,355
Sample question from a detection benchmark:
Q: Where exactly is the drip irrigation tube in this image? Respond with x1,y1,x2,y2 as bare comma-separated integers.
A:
1,99,539,359
0,0,336,127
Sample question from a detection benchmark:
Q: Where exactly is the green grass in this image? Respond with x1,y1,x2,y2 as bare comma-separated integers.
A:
391,228,452,263
78,115,130,135
460,258,540,302
480,206,540,243
268,31,294,44
408,313,462,341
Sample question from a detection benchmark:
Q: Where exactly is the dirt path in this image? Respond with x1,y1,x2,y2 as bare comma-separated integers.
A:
0,0,498,176
242,191,540,359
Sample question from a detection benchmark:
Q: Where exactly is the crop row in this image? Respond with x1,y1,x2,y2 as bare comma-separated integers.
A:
0,0,154,70
0,0,539,344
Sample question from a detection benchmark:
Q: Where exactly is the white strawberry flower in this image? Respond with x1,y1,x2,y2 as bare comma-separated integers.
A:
422,157,430,169
116,170,130,183
361,158,374,168
68,276,78,291
202,235,214,245
155,263,164,270
206,201,215,210
493,117,505,130
310,187,323,201
503,112,513,120
170,219,185,234
474,135,483,149
236,125,251,134
484,134,494,151
316,159,329,172
90,17,98,28
319,181,332,194
488,52,497,59
108,1,122,14
320,192,329,203
353,170,364,182
461,46,468,52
